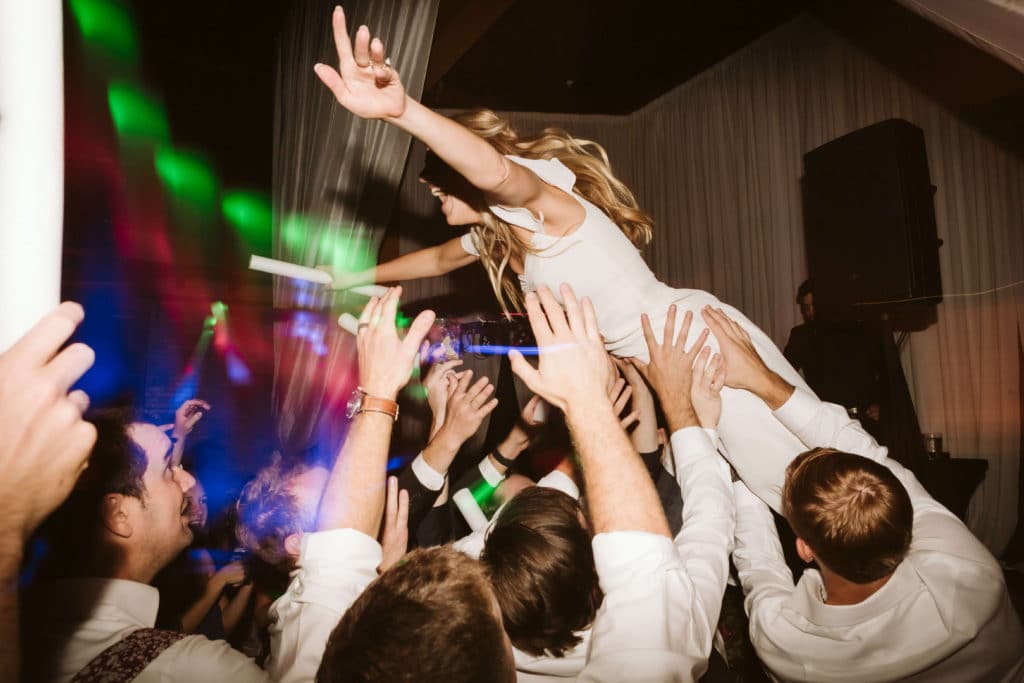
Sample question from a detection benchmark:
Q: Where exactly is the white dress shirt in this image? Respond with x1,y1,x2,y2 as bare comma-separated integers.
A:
451,426,734,682
733,387,1024,682
264,528,382,683
23,578,269,682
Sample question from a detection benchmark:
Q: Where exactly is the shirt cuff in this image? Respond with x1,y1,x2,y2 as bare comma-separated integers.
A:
300,528,382,566
591,532,679,593
411,453,446,491
536,469,580,500
478,456,506,488
772,387,818,432
668,426,716,466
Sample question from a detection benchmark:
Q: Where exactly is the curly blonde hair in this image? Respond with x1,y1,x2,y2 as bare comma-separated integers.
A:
452,109,653,313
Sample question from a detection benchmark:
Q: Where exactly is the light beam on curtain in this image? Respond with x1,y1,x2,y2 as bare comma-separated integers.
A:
272,0,438,459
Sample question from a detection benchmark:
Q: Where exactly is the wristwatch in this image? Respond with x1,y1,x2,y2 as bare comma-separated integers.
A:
346,388,400,421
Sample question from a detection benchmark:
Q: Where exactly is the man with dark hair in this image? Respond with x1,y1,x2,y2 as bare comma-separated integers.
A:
481,486,601,659
704,306,1024,682
23,409,277,681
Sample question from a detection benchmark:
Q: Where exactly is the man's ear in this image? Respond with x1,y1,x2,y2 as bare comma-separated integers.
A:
102,494,134,539
795,537,815,564
284,533,303,557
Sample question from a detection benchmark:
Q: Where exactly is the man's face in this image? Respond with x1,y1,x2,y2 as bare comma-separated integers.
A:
127,423,197,565
799,292,815,323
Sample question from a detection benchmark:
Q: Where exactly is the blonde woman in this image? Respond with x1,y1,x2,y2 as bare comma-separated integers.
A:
315,7,815,513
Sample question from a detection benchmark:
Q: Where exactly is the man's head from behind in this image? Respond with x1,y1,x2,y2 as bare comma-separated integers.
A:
782,448,912,583
317,546,514,683
236,453,329,571
42,410,196,581
481,486,601,657
796,279,815,322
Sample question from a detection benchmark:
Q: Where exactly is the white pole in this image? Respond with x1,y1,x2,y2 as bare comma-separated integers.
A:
0,0,64,351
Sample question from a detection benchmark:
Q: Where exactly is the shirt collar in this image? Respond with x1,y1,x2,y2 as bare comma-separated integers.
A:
30,578,160,629
789,561,923,627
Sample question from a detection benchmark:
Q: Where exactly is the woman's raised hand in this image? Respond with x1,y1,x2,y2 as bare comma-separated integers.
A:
314,6,406,121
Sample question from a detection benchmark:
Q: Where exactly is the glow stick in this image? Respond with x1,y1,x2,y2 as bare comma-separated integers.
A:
248,255,387,297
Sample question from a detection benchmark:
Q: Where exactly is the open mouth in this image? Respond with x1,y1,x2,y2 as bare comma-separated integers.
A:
180,497,191,517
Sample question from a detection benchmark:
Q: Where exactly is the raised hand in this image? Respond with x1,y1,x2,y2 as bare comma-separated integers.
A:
379,476,409,573
211,561,248,591
357,287,435,400
314,7,406,121
0,302,97,541
496,395,544,459
437,371,498,448
628,305,709,431
608,377,639,430
423,358,464,422
508,284,610,413
173,399,210,439
690,348,725,429
701,305,794,409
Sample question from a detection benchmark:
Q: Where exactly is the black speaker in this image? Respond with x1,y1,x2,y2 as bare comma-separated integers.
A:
802,119,942,319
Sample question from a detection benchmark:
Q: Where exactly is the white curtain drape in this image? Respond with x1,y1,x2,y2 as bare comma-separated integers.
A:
895,0,1024,73
273,0,438,457
396,14,1023,553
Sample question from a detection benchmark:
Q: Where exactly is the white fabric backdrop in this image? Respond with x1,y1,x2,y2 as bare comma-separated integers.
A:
395,14,1024,553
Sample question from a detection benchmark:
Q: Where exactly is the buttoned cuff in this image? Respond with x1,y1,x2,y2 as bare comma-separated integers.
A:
669,426,716,466
772,387,818,433
536,469,580,500
411,453,446,491
478,456,506,487
592,532,679,593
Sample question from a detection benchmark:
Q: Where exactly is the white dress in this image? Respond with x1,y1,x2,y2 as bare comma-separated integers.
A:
460,155,815,512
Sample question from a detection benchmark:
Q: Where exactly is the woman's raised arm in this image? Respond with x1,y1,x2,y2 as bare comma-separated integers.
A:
320,236,477,290
313,7,550,209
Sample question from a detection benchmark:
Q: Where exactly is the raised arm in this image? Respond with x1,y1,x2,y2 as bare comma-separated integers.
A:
314,7,563,211
268,288,433,683
510,285,669,536
317,287,434,535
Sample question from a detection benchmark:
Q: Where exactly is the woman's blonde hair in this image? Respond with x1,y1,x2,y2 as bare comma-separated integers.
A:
452,109,653,313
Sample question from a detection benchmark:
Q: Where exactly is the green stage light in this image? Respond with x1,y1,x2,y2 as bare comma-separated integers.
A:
155,147,219,214
69,0,138,63
107,82,169,143
222,191,272,252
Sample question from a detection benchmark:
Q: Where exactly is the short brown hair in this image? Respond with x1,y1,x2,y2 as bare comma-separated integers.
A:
480,486,601,657
782,448,913,583
317,546,511,683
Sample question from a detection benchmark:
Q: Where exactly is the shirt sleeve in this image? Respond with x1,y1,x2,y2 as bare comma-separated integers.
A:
730,480,796,665
536,469,580,500
578,532,707,682
667,427,734,675
410,452,446,491
459,231,479,256
265,529,382,683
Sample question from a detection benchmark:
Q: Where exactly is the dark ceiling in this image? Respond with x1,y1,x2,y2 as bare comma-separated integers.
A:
423,0,810,113
124,0,1023,193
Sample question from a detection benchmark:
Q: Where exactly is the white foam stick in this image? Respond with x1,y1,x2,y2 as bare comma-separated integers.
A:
338,312,359,335
350,284,389,297
248,255,388,297
249,255,332,284
453,488,489,532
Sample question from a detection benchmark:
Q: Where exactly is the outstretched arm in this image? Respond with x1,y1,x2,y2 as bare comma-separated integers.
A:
314,7,570,213
321,237,477,291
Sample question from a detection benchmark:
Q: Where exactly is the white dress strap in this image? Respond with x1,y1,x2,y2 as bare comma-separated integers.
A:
488,156,578,233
